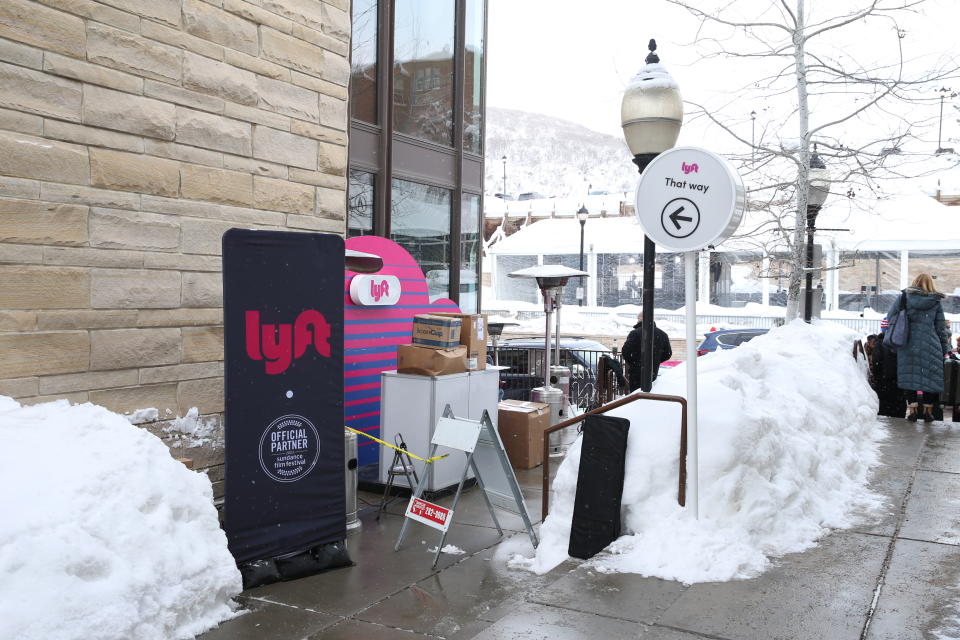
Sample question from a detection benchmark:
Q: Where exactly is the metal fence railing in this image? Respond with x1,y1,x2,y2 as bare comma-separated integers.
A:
496,346,627,411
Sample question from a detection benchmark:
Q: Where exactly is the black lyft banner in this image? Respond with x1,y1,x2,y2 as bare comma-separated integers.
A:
223,229,345,565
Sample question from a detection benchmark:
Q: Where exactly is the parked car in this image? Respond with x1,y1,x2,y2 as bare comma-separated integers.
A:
492,337,613,406
697,328,768,356
494,192,515,200
517,192,547,201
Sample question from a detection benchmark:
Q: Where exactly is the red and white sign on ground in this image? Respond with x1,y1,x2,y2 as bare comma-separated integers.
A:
404,497,452,532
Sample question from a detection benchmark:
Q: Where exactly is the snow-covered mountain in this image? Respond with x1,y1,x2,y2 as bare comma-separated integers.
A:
484,107,639,198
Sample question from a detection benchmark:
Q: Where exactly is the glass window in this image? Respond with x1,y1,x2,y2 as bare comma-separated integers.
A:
393,0,455,146
350,0,378,124
464,0,484,154
347,170,375,238
459,194,481,312
390,178,451,300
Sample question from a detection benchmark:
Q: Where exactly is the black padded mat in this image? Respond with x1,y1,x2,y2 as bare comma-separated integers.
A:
567,413,631,560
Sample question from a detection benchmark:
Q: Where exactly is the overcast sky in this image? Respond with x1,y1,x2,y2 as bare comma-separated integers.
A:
486,0,959,163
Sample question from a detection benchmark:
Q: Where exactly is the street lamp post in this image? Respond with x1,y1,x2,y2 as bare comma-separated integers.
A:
501,155,507,195
938,87,956,155
803,148,830,323
577,206,588,306
750,110,757,161
621,39,683,392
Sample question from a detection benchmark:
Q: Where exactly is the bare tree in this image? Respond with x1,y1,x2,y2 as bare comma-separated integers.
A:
667,0,958,317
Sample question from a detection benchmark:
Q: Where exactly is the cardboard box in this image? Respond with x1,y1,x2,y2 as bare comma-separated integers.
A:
433,313,488,370
397,344,467,376
497,399,551,469
412,314,462,348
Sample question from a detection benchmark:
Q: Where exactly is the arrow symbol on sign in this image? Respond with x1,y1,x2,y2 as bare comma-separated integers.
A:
669,206,693,230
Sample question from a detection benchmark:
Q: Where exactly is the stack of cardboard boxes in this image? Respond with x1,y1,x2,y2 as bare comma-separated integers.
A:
395,312,551,469
397,313,488,376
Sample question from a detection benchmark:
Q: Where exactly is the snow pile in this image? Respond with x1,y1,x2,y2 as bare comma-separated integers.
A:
0,397,242,640
513,321,884,583
164,407,222,449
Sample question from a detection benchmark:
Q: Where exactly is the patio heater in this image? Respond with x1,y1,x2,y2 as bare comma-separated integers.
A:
508,265,588,456
488,321,519,366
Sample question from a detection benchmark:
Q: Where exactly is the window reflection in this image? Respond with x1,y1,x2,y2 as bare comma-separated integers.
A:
464,0,484,154
460,194,481,312
390,178,451,300
347,170,375,238
350,0,377,124
393,0,455,146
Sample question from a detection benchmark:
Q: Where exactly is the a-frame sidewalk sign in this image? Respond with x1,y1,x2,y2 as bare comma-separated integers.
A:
394,405,539,567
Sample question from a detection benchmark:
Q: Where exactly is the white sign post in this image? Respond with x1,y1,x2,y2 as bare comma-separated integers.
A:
634,147,745,518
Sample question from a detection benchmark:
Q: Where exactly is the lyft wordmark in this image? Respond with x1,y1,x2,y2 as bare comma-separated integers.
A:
245,310,331,374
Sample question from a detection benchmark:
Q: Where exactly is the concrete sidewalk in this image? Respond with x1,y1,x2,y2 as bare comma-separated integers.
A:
199,417,960,639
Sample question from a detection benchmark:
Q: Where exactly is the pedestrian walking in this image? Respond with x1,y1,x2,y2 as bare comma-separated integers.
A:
884,273,951,422
622,313,672,393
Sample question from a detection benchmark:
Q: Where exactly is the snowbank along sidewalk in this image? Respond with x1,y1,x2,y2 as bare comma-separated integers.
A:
513,320,886,583
0,397,241,640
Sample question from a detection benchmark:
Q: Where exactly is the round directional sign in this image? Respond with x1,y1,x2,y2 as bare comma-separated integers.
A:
634,147,745,251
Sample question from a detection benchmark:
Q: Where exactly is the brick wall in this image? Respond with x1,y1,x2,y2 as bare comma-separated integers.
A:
0,0,349,497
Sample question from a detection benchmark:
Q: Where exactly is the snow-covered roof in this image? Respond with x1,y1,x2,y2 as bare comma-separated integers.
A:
484,193,629,218
488,191,960,255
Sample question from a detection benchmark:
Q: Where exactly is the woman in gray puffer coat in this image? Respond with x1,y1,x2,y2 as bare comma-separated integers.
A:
885,273,951,422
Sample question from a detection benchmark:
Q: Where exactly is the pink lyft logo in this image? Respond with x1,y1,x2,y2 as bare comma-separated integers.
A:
349,274,402,306
681,162,699,175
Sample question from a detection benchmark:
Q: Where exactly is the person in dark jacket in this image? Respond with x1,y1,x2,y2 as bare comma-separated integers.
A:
622,314,672,393
885,273,951,422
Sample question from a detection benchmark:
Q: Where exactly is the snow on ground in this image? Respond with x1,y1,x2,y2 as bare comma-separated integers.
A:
0,397,242,640
509,320,885,583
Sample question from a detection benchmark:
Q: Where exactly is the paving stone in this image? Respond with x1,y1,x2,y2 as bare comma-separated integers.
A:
357,534,557,637
657,532,888,640
199,597,341,639
899,470,960,545
867,538,960,640
918,427,960,474
241,512,506,617
530,567,687,625
470,601,639,640
306,618,439,640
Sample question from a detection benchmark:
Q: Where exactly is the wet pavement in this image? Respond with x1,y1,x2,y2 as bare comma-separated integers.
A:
199,418,960,639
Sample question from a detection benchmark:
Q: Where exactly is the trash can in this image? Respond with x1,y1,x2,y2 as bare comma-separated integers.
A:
344,428,361,535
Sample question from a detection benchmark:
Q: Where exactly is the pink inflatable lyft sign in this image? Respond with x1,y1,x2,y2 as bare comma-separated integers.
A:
343,236,460,469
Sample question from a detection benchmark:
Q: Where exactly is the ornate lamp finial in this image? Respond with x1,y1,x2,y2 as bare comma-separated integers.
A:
645,39,659,64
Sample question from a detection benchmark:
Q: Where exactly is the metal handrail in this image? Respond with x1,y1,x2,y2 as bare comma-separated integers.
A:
540,392,688,521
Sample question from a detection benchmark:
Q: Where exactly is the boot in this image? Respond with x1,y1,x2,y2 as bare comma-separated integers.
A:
907,403,919,422
923,404,935,423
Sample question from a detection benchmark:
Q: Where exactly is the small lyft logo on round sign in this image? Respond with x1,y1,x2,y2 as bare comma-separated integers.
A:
635,147,745,252
349,274,402,306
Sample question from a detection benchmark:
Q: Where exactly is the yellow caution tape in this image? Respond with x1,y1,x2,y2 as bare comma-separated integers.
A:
345,426,449,463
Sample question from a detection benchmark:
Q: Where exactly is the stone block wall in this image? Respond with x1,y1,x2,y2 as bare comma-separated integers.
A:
0,0,349,497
